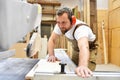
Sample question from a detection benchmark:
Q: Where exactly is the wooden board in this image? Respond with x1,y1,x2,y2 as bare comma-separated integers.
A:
97,10,108,64
109,0,120,66
25,49,76,80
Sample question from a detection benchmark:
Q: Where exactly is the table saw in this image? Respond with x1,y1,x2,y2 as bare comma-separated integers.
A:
26,49,120,80
0,58,39,80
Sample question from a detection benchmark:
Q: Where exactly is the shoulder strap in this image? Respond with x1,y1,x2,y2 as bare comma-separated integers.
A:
73,23,88,39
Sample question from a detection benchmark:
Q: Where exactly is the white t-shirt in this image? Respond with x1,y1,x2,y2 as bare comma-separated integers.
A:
53,19,96,41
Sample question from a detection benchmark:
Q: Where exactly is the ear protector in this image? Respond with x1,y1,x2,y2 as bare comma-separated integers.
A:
72,16,76,25
63,7,76,25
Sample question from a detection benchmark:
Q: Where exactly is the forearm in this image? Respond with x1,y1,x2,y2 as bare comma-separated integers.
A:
77,37,90,67
78,45,90,67
48,39,55,56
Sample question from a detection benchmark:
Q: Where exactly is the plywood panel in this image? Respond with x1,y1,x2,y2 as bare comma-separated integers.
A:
10,43,27,58
110,28,120,66
112,0,120,10
111,48,120,66
111,29,120,47
109,0,120,67
109,8,120,29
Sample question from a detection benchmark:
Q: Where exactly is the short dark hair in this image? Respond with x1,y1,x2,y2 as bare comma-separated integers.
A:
56,7,73,23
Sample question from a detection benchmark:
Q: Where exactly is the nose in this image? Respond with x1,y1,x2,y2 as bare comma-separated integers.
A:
59,23,64,29
60,25,64,28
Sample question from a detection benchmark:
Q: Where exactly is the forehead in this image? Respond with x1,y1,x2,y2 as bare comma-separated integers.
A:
56,13,69,21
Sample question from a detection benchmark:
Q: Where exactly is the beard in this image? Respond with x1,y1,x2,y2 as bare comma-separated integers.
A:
61,29,68,34
60,25,72,34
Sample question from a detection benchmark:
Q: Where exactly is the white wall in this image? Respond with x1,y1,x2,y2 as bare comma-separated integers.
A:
59,0,108,10
97,0,108,9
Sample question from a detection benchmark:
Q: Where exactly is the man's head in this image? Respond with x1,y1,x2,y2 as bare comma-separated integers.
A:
56,7,73,24
56,7,75,34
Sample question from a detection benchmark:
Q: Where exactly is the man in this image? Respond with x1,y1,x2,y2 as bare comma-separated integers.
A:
47,7,96,78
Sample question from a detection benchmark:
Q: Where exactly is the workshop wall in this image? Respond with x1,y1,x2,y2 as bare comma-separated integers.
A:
96,0,109,64
108,0,120,67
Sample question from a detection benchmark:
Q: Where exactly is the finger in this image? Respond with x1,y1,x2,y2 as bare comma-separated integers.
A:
75,69,81,77
51,58,54,62
88,69,93,76
84,69,90,77
47,57,53,62
47,58,50,62
80,69,85,78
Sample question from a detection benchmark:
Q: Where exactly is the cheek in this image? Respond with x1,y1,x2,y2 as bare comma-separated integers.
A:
66,24,71,29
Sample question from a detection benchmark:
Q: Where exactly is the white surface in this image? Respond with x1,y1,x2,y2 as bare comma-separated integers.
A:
97,0,108,9
35,59,61,73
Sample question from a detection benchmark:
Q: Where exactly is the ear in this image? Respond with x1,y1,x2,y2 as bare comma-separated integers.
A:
72,16,76,25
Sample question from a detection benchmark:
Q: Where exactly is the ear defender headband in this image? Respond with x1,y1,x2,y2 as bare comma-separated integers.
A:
62,7,76,25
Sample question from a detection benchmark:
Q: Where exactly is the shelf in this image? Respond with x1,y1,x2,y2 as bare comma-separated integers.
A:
41,20,56,25
42,10,56,15
36,1,61,6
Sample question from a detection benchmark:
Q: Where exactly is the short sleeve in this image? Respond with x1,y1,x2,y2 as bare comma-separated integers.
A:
74,26,96,41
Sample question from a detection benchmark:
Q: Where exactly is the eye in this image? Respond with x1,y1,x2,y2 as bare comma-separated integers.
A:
62,21,66,25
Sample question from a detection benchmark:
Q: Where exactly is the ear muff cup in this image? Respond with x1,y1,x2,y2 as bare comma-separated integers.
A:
72,16,76,25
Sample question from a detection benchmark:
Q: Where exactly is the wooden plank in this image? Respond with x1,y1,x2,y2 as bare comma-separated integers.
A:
34,59,61,73
97,10,108,64
41,20,56,25
101,21,108,64
39,37,47,58
25,49,76,80
36,1,61,6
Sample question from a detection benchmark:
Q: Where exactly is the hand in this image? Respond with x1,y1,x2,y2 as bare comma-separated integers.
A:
47,55,59,62
75,65,93,78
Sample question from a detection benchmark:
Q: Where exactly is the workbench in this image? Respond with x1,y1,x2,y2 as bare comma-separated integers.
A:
0,58,39,80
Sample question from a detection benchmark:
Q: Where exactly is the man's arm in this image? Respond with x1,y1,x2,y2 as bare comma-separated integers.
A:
75,37,93,78
47,32,59,62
